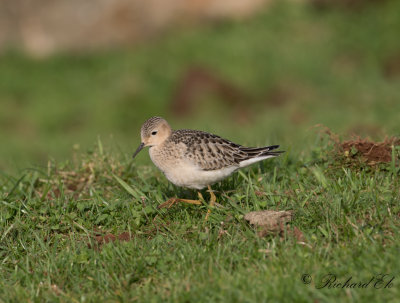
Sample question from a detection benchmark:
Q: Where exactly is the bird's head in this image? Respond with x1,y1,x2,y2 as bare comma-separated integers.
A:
132,116,172,159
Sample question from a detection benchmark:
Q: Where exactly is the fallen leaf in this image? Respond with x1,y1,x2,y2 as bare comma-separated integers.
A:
244,210,303,238
244,210,293,230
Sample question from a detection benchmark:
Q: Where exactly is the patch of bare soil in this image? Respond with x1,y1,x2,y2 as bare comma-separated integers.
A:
341,137,400,164
314,124,399,167
89,232,134,250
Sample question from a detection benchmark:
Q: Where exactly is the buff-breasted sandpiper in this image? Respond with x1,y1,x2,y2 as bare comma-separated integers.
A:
132,116,284,217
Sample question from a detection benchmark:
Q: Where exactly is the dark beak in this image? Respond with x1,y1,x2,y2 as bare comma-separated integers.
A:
132,142,145,159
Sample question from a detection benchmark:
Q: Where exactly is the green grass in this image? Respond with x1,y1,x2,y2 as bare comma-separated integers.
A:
1,1,400,301
1,135,399,302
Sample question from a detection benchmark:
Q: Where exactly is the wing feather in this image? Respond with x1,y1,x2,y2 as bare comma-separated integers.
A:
169,129,283,171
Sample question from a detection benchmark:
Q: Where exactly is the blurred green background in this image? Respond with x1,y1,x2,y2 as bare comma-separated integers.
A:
1,1,399,172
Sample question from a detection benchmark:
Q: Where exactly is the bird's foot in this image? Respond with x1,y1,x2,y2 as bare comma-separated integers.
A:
157,197,202,209
204,185,216,221
157,186,217,221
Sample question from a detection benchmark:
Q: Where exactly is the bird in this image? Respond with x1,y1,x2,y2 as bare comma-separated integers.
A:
132,116,284,218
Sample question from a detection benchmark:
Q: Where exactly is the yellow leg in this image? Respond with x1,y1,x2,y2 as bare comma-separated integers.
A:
204,185,216,221
157,186,217,220
157,197,202,209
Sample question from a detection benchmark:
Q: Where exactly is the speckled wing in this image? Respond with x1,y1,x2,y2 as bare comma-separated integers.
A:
170,130,283,171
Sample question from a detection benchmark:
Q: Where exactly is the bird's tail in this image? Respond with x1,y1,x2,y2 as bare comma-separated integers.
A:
241,145,284,157
238,145,284,168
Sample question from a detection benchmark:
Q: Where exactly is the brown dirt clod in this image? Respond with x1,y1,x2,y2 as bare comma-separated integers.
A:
341,137,400,164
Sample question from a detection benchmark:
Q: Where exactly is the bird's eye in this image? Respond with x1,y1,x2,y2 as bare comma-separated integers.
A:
151,131,157,136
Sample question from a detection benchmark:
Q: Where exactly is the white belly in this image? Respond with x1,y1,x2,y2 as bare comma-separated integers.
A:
149,147,237,189
165,164,238,190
